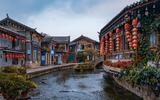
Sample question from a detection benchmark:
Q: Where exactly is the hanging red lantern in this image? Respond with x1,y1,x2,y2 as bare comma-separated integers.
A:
124,23,130,31
133,35,138,39
22,54,25,58
100,36,105,56
133,32,138,35
5,53,9,58
127,35,130,39
109,32,113,37
109,32,113,53
132,19,138,27
0,33,2,38
105,34,109,55
13,38,17,42
2,33,5,38
124,23,133,49
116,28,121,33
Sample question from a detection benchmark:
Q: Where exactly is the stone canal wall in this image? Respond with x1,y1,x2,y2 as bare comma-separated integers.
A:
113,78,160,100
27,63,77,79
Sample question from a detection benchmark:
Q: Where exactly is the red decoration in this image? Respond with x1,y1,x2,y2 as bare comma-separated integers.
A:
105,34,109,55
132,19,138,26
124,23,132,49
109,32,113,53
132,19,139,49
124,23,130,31
116,28,121,51
100,36,105,56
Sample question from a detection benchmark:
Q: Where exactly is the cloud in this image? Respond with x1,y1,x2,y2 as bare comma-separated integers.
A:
25,0,139,41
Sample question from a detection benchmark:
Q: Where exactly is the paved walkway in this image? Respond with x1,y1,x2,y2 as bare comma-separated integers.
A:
26,63,77,74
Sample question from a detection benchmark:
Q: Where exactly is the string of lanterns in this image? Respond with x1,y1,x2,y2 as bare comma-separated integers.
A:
124,23,132,49
100,36,104,56
116,28,121,51
4,53,25,59
0,33,26,44
132,18,138,50
109,32,113,53
105,34,109,55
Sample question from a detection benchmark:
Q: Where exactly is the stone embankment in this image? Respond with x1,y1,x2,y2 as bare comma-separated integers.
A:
27,63,77,79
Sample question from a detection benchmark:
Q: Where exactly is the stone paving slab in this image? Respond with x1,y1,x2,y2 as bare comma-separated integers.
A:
26,63,77,74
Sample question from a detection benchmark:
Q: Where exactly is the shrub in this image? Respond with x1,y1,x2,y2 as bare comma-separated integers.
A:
1,66,26,75
0,66,37,100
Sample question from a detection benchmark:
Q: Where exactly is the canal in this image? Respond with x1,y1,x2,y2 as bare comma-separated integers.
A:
30,69,142,100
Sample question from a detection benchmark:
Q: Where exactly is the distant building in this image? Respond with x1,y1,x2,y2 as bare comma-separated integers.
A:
0,25,26,66
41,36,56,66
52,36,70,64
0,15,44,67
69,35,99,63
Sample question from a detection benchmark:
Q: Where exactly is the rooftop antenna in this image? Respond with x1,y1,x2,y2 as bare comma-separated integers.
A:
6,13,9,18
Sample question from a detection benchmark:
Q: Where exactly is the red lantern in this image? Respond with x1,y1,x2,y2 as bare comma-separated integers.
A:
132,19,138,27
133,35,138,40
132,28,137,32
133,40,138,44
126,31,130,35
127,35,130,39
124,23,130,30
109,32,113,37
2,33,5,38
105,34,109,55
0,33,2,38
133,32,138,35
13,38,17,42
116,28,121,33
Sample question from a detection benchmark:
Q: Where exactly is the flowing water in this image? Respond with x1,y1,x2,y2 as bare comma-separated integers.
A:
30,69,142,100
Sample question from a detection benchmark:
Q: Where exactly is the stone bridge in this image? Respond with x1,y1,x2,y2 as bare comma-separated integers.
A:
92,57,104,68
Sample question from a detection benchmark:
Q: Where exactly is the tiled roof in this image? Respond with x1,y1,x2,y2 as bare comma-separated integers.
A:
72,35,99,43
42,36,56,44
52,36,70,44
0,25,25,37
0,16,43,37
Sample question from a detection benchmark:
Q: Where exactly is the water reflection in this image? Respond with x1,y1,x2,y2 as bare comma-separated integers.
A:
30,69,142,100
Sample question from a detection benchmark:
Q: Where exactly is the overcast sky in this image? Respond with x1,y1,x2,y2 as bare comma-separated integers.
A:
0,0,139,41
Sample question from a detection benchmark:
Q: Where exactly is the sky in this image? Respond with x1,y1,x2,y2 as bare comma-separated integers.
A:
0,0,139,41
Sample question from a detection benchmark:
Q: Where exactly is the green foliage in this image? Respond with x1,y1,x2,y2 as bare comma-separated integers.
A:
77,51,87,63
1,66,26,75
118,65,160,97
0,66,37,100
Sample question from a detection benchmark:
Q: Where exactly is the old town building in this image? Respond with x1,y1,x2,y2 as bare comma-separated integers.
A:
52,36,70,64
69,35,99,63
99,0,160,61
0,25,26,66
0,15,44,67
41,36,56,66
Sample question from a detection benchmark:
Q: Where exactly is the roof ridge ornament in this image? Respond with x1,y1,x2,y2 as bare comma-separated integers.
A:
6,13,9,18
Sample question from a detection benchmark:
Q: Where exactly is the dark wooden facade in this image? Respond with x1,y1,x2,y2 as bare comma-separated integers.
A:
100,0,160,60
0,15,44,67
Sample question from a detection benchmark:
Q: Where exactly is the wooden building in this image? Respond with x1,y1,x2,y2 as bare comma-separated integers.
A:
41,36,56,66
0,15,44,67
52,36,70,64
69,35,99,63
0,25,26,66
99,0,160,62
